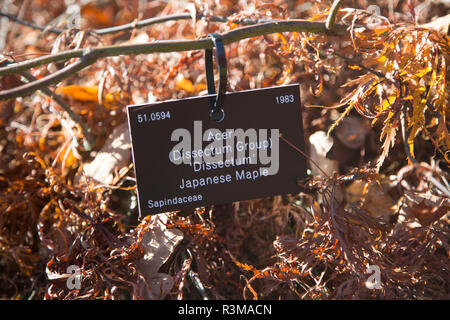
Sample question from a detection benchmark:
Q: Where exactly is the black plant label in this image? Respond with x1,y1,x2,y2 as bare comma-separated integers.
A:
127,84,307,216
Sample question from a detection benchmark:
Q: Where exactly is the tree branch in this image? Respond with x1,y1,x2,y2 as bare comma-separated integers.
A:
1,49,97,99
94,13,276,36
0,19,348,77
0,10,276,36
0,10,64,33
0,13,280,76
326,0,344,34
0,20,348,100
0,49,84,76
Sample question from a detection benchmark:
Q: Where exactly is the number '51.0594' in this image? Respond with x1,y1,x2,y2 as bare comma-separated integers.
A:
137,111,171,123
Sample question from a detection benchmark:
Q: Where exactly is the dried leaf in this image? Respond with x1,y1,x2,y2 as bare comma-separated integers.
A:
132,214,183,299
76,122,131,185
56,85,99,102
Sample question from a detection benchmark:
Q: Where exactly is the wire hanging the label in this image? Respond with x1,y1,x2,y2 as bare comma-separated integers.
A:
204,33,227,122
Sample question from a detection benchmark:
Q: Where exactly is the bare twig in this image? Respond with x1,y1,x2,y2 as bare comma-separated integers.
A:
326,0,344,34
94,13,276,36
0,48,86,76
0,20,348,100
1,48,97,100
0,19,347,77
428,175,450,197
0,11,276,36
0,10,64,34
